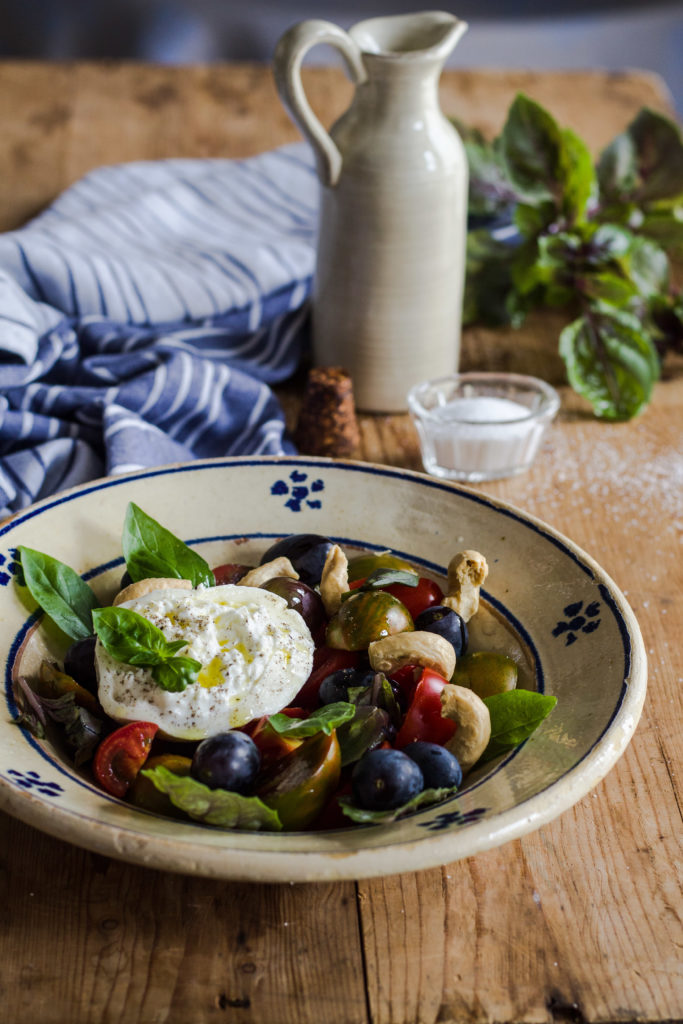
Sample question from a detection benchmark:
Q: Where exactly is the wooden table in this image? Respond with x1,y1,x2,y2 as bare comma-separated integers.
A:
0,62,681,1024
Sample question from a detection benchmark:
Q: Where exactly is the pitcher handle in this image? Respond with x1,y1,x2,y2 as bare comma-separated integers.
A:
273,20,366,187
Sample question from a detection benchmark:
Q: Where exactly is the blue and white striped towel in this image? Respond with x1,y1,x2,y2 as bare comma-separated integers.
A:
0,143,319,519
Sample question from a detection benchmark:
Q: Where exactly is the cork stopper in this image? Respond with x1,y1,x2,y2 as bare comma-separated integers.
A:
293,366,361,458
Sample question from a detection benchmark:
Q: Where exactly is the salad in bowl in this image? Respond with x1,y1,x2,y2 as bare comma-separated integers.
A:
13,502,555,833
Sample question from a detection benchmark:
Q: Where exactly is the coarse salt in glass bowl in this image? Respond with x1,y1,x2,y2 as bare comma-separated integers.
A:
407,372,561,482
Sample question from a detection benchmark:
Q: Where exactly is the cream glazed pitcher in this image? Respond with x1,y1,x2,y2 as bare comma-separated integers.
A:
274,11,469,411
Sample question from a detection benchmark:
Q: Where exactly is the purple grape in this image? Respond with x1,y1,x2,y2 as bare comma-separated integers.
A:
64,636,98,693
259,534,334,587
402,741,462,789
352,749,424,810
414,605,468,657
191,732,261,793
261,577,325,635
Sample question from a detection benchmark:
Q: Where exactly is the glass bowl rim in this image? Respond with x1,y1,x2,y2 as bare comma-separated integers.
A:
407,372,561,426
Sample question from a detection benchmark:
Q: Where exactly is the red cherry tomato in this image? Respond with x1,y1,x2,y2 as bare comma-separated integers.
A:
389,664,423,700
394,669,456,748
212,563,252,585
93,721,158,798
384,578,444,619
348,577,443,619
245,708,306,766
293,646,361,708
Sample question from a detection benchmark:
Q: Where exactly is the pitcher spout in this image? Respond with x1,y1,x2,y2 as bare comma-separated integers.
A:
349,11,468,63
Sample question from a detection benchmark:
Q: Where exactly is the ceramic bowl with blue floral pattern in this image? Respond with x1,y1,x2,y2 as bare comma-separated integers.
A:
0,456,646,881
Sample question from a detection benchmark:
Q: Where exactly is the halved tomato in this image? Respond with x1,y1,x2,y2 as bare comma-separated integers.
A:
93,721,158,798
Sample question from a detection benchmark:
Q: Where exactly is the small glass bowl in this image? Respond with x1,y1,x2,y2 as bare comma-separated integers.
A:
407,372,560,482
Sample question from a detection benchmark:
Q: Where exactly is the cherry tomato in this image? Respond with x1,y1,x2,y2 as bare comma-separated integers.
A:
128,753,192,818
293,646,361,708
349,577,444,620
246,709,305,767
384,578,444,619
389,664,423,700
37,661,101,718
93,721,158,798
212,563,252,585
347,552,417,582
257,730,341,830
394,669,456,748
326,590,413,650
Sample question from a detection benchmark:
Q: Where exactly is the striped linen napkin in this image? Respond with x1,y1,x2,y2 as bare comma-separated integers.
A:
0,143,318,519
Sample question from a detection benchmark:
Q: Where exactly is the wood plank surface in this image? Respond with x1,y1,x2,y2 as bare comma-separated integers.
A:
0,61,681,1024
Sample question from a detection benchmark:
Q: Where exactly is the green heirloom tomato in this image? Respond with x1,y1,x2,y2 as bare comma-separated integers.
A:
257,731,341,830
128,753,192,819
325,590,414,650
452,651,518,698
347,551,417,583
37,660,101,718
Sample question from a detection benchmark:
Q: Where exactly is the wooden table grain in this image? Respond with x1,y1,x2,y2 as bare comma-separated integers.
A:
0,62,681,1024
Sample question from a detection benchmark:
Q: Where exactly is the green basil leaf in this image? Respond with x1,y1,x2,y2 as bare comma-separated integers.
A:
513,200,557,238
93,605,171,664
510,236,562,297
590,223,633,262
142,766,283,831
582,272,640,306
597,131,637,202
501,93,565,204
559,307,660,420
619,236,669,297
560,126,596,223
122,502,214,587
598,110,683,204
464,228,517,327
92,607,201,692
153,657,201,694
350,674,403,729
627,109,683,203
165,639,188,657
341,568,419,602
337,706,391,767
479,690,558,763
18,546,99,642
364,568,419,589
338,786,459,824
267,701,355,738
463,136,521,216
637,204,683,257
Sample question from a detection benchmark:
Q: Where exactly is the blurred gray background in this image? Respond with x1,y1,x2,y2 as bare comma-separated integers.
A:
1,1,681,113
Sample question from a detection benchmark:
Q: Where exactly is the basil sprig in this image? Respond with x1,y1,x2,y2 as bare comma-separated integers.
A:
122,502,214,587
92,606,201,692
460,96,683,420
142,765,282,831
267,701,355,739
18,546,99,641
480,690,558,763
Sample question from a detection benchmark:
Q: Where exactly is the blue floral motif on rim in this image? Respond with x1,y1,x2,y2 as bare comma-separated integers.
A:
419,806,487,831
552,600,601,647
3,769,64,797
0,548,22,587
270,472,325,512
